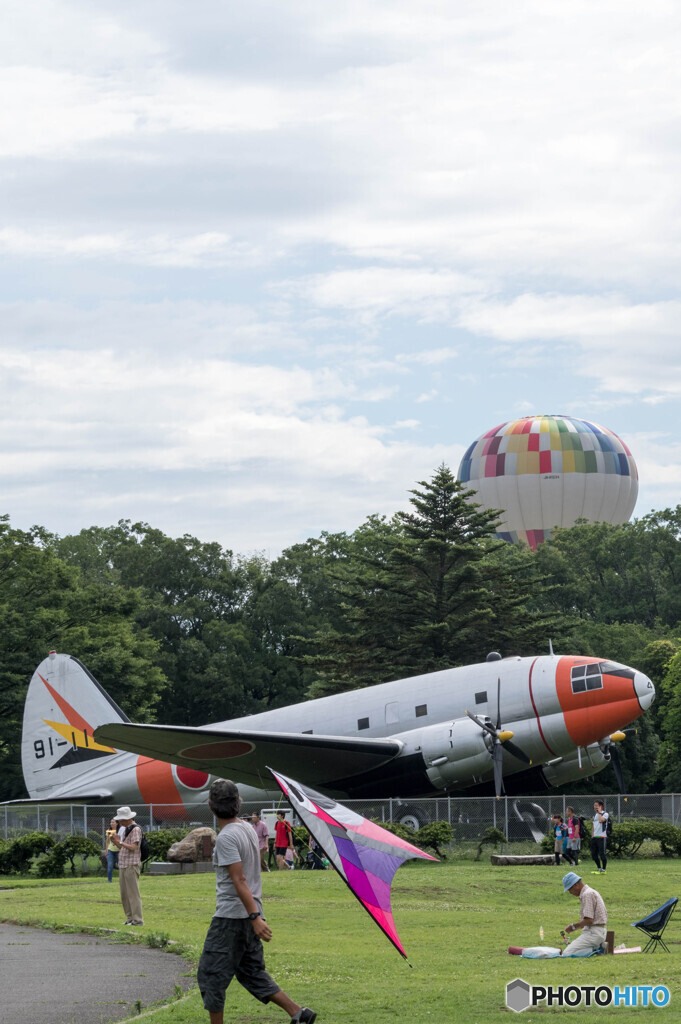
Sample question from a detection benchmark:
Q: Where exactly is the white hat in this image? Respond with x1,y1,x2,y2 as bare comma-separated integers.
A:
114,806,137,820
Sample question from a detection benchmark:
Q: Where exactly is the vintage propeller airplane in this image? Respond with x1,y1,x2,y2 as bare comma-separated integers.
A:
13,647,654,819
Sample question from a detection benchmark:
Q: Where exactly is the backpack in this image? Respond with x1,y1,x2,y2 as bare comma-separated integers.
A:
125,823,150,861
577,816,588,840
605,814,613,838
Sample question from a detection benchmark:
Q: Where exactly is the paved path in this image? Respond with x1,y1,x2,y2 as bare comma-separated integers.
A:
0,922,195,1024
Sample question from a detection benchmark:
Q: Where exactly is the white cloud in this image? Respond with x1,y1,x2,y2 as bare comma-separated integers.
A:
397,349,457,366
0,228,269,268
0,339,465,548
457,293,681,397
627,433,681,513
289,268,485,325
3,2,681,548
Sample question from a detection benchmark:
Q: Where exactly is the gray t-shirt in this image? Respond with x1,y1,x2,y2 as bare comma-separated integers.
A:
213,819,263,919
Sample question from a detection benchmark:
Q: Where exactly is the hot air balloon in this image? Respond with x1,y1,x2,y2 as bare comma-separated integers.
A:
457,414,638,549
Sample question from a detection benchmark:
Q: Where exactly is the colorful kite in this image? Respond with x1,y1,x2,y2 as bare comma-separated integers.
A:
269,767,437,960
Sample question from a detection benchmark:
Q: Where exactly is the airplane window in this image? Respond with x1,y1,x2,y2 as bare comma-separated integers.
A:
415,704,428,717
571,663,603,694
475,691,487,704
358,717,369,730
302,730,313,734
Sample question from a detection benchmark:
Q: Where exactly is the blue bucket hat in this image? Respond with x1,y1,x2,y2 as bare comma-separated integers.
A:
562,871,582,892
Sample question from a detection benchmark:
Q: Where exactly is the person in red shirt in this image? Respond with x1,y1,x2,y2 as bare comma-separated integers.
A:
274,811,294,871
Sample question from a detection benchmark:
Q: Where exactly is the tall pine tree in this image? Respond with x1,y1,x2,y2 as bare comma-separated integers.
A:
305,465,559,696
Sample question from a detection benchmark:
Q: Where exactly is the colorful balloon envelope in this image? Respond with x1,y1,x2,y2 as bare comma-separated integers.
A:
458,414,638,549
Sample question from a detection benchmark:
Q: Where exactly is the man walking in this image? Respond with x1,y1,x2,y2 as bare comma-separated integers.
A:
560,872,608,956
198,779,317,1024
110,805,143,926
591,800,609,873
251,811,270,872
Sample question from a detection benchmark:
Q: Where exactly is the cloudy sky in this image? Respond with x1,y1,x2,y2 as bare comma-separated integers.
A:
2,1,680,554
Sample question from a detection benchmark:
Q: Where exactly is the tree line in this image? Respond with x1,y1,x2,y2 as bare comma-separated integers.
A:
1,465,680,800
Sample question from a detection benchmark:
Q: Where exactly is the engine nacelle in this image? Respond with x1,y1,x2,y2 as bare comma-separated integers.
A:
398,718,491,790
541,744,608,787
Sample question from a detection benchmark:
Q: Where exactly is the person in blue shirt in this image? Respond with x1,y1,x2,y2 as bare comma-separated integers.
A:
551,814,569,865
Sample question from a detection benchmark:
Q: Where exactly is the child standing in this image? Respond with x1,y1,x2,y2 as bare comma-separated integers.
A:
551,814,569,865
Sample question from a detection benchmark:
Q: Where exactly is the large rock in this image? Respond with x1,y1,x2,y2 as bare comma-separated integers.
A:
167,827,217,863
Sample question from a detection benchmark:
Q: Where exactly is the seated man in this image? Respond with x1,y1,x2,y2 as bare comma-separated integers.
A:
560,872,607,956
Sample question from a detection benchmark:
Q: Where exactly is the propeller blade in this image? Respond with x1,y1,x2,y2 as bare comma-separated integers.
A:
495,676,502,732
609,744,626,793
502,738,532,765
493,740,504,799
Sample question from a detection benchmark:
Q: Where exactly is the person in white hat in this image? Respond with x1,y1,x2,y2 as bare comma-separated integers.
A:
110,806,144,926
560,872,607,956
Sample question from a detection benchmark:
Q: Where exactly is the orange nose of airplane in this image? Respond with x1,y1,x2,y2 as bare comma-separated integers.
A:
556,656,655,749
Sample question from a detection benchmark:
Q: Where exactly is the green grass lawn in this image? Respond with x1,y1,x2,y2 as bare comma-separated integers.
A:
1,859,679,1022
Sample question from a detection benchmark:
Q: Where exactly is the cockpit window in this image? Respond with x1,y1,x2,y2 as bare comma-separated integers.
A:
571,663,603,694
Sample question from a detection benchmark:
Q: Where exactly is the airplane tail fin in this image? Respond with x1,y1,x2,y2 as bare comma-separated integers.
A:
22,652,129,800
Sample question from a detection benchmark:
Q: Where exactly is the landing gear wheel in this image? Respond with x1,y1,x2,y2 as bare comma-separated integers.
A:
396,806,428,831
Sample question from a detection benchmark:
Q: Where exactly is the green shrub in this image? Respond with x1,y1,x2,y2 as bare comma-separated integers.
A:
36,845,69,878
61,836,102,873
541,818,681,859
34,836,101,878
475,827,507,862
608,818,681,858
0,832,56,874
145,828,191,862
291,826,309,847
371,818,453,858
416,821,454,858
374,819,418,844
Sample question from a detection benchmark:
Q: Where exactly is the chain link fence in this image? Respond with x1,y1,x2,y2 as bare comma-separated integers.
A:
4,793,680,847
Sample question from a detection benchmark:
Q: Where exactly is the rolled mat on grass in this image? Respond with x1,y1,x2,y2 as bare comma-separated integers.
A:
491,855,555,865
508,945,602,958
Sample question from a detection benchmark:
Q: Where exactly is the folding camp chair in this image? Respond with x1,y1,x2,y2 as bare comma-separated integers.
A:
631,897,678,953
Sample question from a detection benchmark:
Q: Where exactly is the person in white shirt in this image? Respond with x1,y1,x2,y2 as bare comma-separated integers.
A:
591,800,609,873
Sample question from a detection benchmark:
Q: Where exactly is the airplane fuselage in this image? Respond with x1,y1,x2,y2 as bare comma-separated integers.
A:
206,653,653,797
20,651,655,813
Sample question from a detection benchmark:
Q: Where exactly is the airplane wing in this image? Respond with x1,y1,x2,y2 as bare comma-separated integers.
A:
3,790,114,806
94,723,403,789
